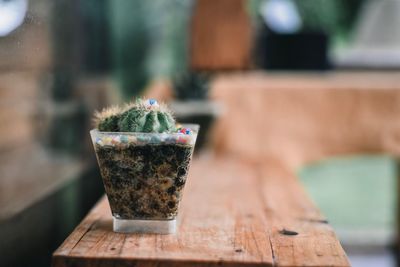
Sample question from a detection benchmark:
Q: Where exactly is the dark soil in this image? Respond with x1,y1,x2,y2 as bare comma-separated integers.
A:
95,143,194,220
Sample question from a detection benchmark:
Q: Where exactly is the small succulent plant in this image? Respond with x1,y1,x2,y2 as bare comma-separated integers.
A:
172,71,210,100
95,99,176,133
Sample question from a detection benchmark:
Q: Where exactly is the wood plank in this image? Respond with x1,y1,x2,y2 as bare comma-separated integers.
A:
52,155,349,267
259,161,349,266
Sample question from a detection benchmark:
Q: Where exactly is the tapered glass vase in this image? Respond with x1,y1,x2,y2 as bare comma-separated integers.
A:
90,124,198,234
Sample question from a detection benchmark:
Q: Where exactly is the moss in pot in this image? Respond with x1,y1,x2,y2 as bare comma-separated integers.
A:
90,99,198,234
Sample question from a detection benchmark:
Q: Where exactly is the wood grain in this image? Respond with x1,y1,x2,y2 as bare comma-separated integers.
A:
259,161,349,266
52,155,349,267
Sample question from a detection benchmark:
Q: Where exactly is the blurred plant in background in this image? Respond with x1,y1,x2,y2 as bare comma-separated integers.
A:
80,0,111,74
172,72,210,100
253,0,365,48
294,0,363,36
108,0,150,98
108,0,194,98
293,0,366,58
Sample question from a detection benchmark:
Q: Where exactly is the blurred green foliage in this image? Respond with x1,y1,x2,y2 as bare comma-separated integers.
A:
54,0,367,99
299,155,396,232
108,0,194,98
294,0,364,35
80,0,111,73
108,0,150,98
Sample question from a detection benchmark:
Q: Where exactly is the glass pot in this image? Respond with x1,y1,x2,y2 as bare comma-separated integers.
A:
90,124,198,234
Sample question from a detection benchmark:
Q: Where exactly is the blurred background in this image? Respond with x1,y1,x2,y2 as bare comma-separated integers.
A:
1,0,400,266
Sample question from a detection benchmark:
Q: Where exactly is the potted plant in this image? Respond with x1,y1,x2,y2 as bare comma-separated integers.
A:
90,99,198,234
170,72,221,151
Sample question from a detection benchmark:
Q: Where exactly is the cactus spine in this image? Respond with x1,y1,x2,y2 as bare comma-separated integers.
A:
95,99,176,133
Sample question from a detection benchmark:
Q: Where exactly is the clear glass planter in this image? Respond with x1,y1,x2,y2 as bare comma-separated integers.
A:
90,124,198,234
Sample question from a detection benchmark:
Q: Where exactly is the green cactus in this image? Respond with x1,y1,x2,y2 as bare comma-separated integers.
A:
95,99,176,133
98,115,120,132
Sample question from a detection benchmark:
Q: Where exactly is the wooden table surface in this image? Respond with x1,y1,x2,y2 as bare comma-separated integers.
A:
52,154,349,267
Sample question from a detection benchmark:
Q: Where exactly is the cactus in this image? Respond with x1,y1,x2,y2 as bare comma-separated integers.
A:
118,105,176,133
94,99,176,133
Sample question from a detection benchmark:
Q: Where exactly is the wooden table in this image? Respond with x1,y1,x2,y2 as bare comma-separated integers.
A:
52,154,349,267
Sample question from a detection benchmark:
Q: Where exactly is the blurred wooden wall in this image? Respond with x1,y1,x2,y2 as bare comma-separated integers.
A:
210,72,400,169
0,0,51,153
190,0,252,71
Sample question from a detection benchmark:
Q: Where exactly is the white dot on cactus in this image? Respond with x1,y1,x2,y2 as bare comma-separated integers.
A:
149,99,157,105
